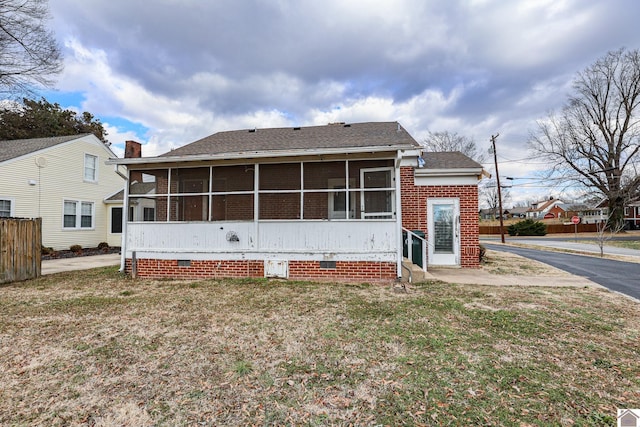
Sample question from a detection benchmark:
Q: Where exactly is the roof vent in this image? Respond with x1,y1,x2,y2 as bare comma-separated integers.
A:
328,122,345,126
248,128,256,133
343,124,351,128
293,127,301,130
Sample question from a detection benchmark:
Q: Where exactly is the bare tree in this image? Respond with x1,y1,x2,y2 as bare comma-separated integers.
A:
480,179,511,217
0,0,62,95
422,131,487,164
529,48,640,229
594,216,626,257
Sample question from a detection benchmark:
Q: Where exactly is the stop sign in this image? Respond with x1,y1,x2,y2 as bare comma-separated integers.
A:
571,216,581,224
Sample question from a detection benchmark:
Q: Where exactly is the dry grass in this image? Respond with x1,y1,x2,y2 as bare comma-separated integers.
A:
482,249,574,276
1,267,639,426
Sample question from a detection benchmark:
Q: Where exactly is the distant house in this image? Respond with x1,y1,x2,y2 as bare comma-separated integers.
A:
0,134,125,250
507,206,528,219
625,199,640,229
108,122,486,282
526,197,564,219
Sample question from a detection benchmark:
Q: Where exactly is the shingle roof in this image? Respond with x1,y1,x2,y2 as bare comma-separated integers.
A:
160,122,419,157
106,182,156,201
0,134,86,163
423,151,483,169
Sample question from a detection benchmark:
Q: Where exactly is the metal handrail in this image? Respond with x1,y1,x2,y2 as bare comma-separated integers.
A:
402,227,427,272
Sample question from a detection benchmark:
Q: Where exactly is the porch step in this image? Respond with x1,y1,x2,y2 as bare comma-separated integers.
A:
401,258,427,283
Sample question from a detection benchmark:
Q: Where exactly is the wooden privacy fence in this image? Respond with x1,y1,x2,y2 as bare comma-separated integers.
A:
480,223,598,235
0,218,42,284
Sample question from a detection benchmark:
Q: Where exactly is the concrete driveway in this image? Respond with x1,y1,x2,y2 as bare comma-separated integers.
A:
42,254,120,275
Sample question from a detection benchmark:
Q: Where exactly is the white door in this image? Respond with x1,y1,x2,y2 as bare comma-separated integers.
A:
427,198,460,266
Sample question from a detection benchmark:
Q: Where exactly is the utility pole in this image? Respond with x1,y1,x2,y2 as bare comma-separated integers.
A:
491,133,505,243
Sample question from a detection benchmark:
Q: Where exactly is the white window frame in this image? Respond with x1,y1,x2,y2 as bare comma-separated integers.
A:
84,153,98,182
0,198,14,217
360,167,395,219
63,200,95,229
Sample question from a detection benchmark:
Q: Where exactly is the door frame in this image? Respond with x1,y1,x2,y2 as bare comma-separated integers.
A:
427,197,460,266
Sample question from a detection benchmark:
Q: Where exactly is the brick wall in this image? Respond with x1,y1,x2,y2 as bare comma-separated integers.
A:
400,166,480,268
125,258,397,282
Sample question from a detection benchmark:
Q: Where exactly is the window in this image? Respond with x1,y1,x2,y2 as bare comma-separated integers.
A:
84,154,98,182
0,199,11,217
143,207,155,221
63,200,94,229
111,207,123,233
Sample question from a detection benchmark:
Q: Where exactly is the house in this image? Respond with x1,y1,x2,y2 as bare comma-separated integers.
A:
0,134,125,250
624,198,640,229
107,122,485,282
526,197,564,219
507,206,528,219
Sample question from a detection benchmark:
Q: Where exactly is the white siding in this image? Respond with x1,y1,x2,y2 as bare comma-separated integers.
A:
126,221,397,262
0,135,125,250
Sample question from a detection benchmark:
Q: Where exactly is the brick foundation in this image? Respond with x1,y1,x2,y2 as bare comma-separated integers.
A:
125,258,397,282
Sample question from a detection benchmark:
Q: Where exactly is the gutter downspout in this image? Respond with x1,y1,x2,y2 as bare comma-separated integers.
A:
114,165,129,272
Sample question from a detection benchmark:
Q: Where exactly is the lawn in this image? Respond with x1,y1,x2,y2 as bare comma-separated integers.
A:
1,267,639,426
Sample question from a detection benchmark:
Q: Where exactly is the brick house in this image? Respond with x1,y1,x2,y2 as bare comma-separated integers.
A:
108,122,484,282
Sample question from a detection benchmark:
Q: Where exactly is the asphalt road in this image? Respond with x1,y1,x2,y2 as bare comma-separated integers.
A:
483,243,640,300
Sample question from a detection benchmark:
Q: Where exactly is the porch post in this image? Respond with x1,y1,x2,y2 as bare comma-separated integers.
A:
395,151,403,279
119,167,130,272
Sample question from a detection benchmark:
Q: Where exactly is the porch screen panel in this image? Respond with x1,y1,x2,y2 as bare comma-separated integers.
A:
349,159,394,187
259,193,300,219
259,163,300,190
212,194,254,220
169,168,210,221
213,165,254,191
302,162,347,219
129,169,168,222
303,161,345,189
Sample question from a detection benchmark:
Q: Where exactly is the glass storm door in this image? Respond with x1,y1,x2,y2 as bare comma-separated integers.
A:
428,198,460,266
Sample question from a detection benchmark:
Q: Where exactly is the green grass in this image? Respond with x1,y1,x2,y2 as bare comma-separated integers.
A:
0,268,638,425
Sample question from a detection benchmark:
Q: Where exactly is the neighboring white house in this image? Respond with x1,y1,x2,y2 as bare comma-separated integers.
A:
526,197,565,219
0,134,125,250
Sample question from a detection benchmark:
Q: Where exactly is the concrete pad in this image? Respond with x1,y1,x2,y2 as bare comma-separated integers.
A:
425,267,604,289
42,254,120,275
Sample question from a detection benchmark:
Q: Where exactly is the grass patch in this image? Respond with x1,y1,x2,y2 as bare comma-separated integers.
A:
0,269,638,425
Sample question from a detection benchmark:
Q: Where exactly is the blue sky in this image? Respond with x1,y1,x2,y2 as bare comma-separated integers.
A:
37,0,640,204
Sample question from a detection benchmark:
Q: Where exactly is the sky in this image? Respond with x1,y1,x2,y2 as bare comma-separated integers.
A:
41,0,640,205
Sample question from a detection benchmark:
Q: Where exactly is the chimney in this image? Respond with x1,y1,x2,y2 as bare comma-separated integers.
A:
125,140,143,182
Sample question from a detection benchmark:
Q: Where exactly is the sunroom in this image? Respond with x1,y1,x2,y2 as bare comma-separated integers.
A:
115,153,421,281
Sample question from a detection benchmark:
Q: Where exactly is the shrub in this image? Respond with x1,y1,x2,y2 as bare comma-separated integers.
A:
479,244,487,263
41,246,54,255
70,244,82,253
507,219,547,236
97,242,109,250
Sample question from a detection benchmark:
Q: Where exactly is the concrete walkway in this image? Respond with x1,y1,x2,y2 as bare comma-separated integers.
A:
425,267,604,289
41,254,120,275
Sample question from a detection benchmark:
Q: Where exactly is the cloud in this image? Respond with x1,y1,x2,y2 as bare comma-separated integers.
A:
43,0,640,202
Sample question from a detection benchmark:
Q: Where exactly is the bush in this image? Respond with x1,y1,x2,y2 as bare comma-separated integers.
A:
41,246,54,255
507,219,547,236
97,242,109,250
70,244,82,253
479,244,487,263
